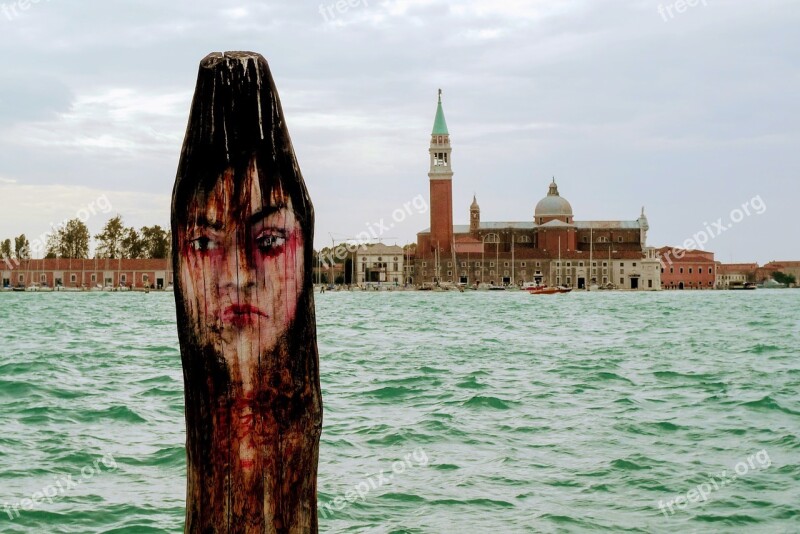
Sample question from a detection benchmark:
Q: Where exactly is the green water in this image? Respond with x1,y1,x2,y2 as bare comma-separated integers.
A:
0,290,799,533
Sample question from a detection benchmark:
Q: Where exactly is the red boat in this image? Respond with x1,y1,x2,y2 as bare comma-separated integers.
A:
526,285,573,295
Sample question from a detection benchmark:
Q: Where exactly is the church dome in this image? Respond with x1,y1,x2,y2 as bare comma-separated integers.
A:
535,179,573,218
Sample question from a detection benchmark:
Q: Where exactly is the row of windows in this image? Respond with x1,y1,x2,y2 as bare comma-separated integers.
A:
422,261,644,269
581,236,625,243
422,261,540,268
18,273,152,283
661,267,713,274
361,256,400,262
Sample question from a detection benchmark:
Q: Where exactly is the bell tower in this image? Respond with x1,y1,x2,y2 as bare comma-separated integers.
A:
429,89,454,253
470,195,480,234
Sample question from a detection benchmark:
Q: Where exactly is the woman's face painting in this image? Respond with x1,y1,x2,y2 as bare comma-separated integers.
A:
179,159,304,390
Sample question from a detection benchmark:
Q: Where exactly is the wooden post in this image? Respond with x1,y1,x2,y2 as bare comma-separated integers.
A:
171,52,322,533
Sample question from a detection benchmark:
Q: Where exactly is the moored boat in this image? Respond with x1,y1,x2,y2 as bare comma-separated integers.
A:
527,285,572,295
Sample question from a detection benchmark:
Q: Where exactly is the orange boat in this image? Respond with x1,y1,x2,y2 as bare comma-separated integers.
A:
526,285,572,295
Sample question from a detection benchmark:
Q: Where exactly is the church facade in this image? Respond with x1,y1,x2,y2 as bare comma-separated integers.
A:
414,92,661,290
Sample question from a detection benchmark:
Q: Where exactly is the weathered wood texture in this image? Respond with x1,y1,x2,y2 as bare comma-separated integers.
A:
171,52,322,533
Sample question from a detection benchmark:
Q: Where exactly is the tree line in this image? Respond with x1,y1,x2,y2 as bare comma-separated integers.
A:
1,216,170,260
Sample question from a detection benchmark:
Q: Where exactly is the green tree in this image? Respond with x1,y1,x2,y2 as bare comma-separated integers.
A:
58,219,91,258
45,231,61,258
141,225,170,259
121,227,144,259
1,238,12,259
773,271,796,286
95,216,125,259
14,234,30,259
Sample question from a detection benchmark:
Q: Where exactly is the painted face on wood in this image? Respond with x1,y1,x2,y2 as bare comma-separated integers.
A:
178,157,304,389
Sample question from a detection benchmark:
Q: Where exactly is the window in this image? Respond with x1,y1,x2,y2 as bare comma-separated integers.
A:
121,275,127,283
649,280,653,288
620,263,625,267
680,268,684,274
579,262,584,267
504,262,509,267
475,261,481,267
521,262,526,267
670,268,674,274
567,277,572,285
394,262,398,271
490,270,495,275
603,262,607,267
422,262,427,267
536,262,541,267
620,269,624,274
378,257,382,262
661,268,665,273
461,262,467,267
632,263,637,267
689,268,693,274
567,262,572,267
40,274,46,282
582,236,589,243
70,274,77,282
447,270,452,276
490,262,495,267
143,274,150,283
618,237,623,242
592,262,597,267
18,274,24,283
394,257,398,261
447,262,452,268
362,257,366,262
620,278,624,284
91,274,97,282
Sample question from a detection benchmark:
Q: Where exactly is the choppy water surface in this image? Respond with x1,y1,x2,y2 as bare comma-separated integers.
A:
0,290,799,533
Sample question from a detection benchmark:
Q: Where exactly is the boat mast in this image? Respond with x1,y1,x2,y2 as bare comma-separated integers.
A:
558,235,561,287
589,226,593,290
511,233,515,285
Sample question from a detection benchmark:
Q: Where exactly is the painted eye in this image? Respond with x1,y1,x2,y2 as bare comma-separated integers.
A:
255,233,286,253
190,236,217,252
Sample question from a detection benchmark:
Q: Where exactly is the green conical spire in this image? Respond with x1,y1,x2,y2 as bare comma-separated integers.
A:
432,88,449,135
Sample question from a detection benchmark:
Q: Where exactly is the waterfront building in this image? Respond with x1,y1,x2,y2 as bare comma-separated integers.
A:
756,261,800,286
716,263,758,289
414,91,661,290
1,258,172,289
354,243,404,285
657,248,716,290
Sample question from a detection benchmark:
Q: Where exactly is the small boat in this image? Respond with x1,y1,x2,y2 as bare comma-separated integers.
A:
729,282,757,290
527,285,572,295
488,285,506,291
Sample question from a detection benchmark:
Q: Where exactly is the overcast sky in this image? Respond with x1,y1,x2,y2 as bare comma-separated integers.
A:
0,0,797,263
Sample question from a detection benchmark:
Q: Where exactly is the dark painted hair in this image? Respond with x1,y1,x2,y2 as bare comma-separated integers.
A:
172,51,313,249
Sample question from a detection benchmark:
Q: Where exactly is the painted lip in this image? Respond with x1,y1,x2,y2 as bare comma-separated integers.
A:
222,304,267,327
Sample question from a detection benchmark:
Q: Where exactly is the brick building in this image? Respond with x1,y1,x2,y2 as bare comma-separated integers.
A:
2,258,172,289
413,91,661,290
657,248,716,290
756,261,800,286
